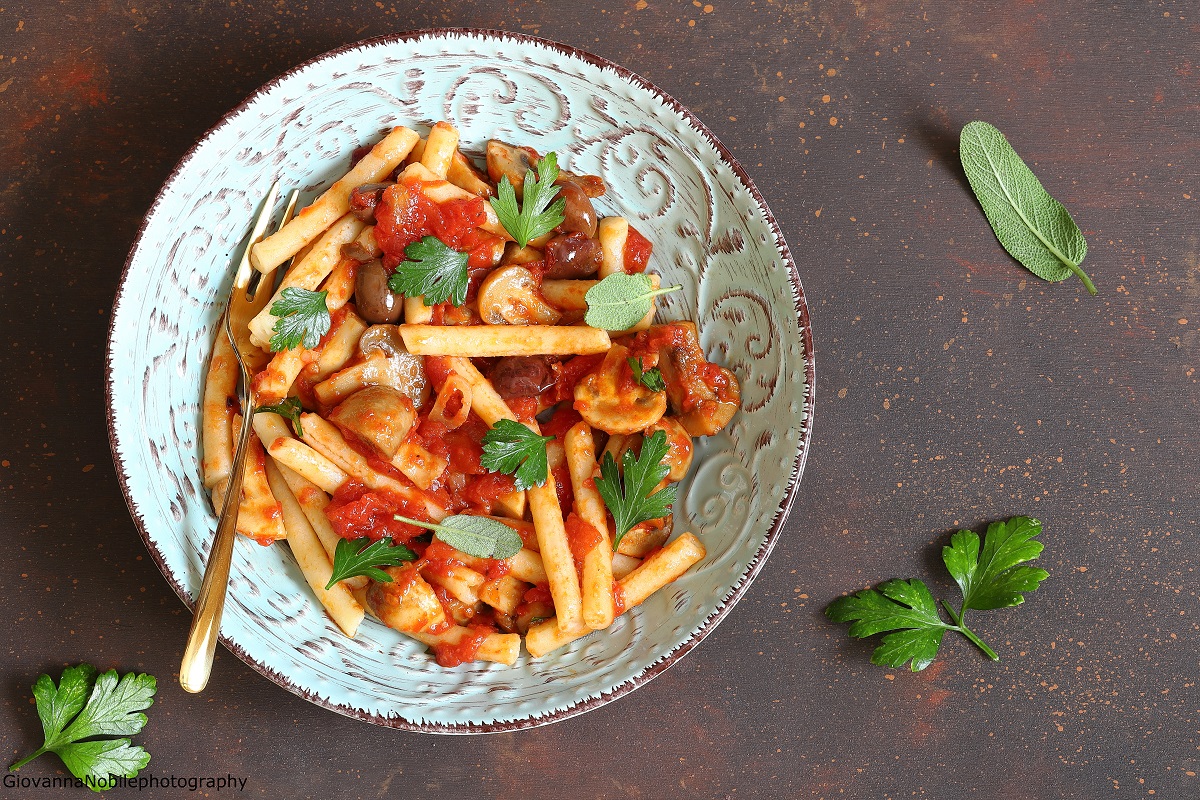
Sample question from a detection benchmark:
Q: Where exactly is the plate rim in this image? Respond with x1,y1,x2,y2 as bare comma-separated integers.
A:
104,26,816,733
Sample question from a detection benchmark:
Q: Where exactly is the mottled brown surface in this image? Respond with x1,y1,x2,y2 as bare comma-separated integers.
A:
1,1,1197,798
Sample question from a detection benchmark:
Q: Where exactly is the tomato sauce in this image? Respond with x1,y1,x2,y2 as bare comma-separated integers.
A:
552,354,605,402
551,461,573,511
541,405,582,440
459,473,518,514
432,621,493,668
323,481,431,542
375,181,503,270
612,581,627,615
623,225,653,273
507,396,539,424
565,513,603,580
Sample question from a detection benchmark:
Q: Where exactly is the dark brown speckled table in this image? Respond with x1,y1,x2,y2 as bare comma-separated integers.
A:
1,2,1197,798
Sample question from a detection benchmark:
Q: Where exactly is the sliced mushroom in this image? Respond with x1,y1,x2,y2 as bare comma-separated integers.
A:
312,325,429,408
573,344,667,435
487,139,606,199
651,322,741,437
486,140,537,197
328,385,416,460
477,265,562,326
368,566,448,634
643,416,693,482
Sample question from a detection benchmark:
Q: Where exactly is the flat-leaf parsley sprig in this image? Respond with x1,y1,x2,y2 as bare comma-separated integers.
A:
326,537,417,589
480,419,554,492
492,151,566,247
9,664,157,792
594,429,677,551
826,516,1048,672
269,287,331,352
628,356,666,392
387,235,471,307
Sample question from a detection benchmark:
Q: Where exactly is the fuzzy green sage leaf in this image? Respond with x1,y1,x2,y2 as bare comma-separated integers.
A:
959,121,1095,295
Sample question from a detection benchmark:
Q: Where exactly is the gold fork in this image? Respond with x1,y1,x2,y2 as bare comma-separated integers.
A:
180,181,299,693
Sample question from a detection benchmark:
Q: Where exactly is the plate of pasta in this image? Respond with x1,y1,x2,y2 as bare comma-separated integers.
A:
106,29,814,731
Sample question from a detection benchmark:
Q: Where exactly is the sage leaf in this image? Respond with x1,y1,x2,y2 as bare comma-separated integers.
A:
959,121,1096,295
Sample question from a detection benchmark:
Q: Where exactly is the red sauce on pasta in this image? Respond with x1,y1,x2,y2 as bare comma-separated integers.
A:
432,622,493,668
612,581,627,616
323,481,430,542
375,182,503,270
565,513,603,579
623,225,653,273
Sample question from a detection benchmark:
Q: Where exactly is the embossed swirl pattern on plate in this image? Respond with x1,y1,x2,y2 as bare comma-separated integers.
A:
107,30,813,732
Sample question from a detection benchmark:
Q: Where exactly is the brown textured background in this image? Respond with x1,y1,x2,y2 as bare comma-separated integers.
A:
1,1,1197,798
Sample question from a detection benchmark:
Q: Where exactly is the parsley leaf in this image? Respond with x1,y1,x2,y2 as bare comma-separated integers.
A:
583,272,681,331
492,151,566,247
826,516,1048,672
944,516,1049,612
480,419,554,491
387,235,470,307
253,396,305,437
394,514,524,559
269,287,331,352
628,356,666,392
594,429,677,550
10,664,156,791
826,580,951,672
325,536,417,589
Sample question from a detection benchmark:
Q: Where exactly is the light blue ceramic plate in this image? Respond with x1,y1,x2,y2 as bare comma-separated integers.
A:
106,29,814,732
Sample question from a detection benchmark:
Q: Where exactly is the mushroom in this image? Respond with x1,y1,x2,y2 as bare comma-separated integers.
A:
486,140,537,197
651,322,741,437
312,325,429,408
486,139,606,199
367,566,448,634
477,265,562,326
643,416,694,482
573,344,667,435
327,386,416,460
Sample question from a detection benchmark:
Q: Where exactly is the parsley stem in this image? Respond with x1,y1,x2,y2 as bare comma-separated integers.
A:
941,601,999,661
10,748,46,771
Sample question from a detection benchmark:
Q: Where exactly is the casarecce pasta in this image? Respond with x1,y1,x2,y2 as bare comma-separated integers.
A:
200,120,741,666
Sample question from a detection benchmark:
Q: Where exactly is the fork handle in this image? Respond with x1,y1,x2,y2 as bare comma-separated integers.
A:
180,382,254,693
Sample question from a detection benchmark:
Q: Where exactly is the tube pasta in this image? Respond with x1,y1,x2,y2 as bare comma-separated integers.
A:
266,436,347,494
565,422,615,631
525,533,706,658
298,412,447,521
271,461,365,589
201,329,238,489
264,458,365,636
428,374,472,429
390,441,447,490
248,215,365,349
250,126,418,273
225,414,286,542
420,121,459,179
400,324,611,357
597,216,629,278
